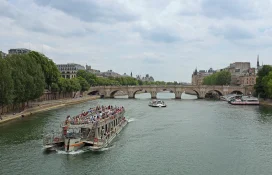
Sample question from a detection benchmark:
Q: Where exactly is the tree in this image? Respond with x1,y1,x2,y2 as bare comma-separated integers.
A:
254,65,272,97
51,83,59,92
262,71,272,98
203,71,230,85
24,54,45,100
77,70,97,86
29,51,60,89
70,78,81,92
78,77,90,92
0,58,13,111
216,71,231,85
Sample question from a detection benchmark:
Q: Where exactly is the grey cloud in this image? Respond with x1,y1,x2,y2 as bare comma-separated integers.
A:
209,26,254,40
0,1,92,38
201,0,260,19
33,0,138,23
0,1,19,19
143,57,164,64
135,27,181,43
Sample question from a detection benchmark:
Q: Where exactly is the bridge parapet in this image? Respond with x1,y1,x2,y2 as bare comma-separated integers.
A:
88,85,252,99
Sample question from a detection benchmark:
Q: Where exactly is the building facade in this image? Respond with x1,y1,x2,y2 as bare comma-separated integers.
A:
57,63,85,79
224,62,258,86
8,48,31,55
86,65,101,75
191,68,215,85
100,70,122,77
136,74,155,82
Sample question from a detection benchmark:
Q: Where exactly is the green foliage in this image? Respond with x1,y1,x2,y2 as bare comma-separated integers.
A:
0,58,13,107
76,70,180,87
4,53,45,105
77,70,97,86
203,71,231,85
29,51,60,89
51,83,59,92
78,77,90,92
254,65,272,97
70,78,81,92
259,70,272,98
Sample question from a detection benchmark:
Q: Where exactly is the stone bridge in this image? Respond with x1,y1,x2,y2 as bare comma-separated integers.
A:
87,85,254,99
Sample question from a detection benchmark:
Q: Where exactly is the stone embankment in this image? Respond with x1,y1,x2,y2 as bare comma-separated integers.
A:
0,96,100,124
259,99,272,107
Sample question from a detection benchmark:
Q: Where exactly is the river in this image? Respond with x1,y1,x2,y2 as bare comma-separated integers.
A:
1,93,272,175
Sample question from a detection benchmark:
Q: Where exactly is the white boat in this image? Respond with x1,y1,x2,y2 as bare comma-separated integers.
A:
148,100,166,107
43,105,128,152
227,94,243,103
230,96,259,105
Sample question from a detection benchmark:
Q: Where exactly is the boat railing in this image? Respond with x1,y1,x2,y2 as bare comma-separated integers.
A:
43,132,63,145
66,132,83,139
61,110,125,128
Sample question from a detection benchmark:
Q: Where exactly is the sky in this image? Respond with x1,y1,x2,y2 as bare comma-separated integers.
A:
1,0,272,82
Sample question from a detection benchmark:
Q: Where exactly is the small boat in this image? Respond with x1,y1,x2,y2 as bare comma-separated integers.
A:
148,100,166,107
230,96,259,105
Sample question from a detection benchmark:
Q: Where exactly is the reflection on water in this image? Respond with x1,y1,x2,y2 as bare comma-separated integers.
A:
257,106,272,124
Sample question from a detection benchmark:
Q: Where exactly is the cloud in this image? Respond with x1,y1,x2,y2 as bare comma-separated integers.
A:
122,52,165,64
209,25,255,40
1,0,272,82
135,26,181,43
201,0,260,19
33,0,138,23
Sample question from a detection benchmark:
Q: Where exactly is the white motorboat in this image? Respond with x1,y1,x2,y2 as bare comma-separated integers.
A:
148,100,166,107
230,96,259,105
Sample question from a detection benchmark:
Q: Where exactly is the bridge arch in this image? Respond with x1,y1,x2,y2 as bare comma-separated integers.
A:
204,90,223,99
156,88,175,99
206,90,223,96
191,90,200,99
182,89,200,99
87,90,100,96
230,90,243,95
110,90,128,98
131,89,151,98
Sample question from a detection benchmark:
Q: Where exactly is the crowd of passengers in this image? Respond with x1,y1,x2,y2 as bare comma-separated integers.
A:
64,105,124,125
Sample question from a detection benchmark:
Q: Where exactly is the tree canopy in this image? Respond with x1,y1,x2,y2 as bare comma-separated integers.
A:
76,70,181,87
203,71,231,85
0,58,13,107
254,65,272,98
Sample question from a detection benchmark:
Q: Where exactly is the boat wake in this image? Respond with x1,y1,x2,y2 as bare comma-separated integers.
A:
56,150,85,155
128,118,137,123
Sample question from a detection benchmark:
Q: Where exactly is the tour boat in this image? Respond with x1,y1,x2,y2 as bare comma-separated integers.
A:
230,96,259,105
43,105,128,152
148,100,166,107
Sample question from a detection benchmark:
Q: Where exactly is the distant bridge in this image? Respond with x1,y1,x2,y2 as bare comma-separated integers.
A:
87,85,254,99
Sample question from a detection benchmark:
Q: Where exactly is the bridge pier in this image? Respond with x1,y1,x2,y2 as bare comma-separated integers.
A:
151,91,157,99
175,91,182,99
128,91,135,99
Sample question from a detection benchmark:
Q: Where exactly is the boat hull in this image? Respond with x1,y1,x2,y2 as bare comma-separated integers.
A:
89,120,128,151
230,102,259,105
65,138,84,152
149,105,167,107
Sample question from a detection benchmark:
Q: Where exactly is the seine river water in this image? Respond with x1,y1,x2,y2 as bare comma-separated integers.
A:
1,93,272,175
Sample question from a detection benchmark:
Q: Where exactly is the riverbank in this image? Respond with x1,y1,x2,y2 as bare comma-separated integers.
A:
260,100,272,107
0,95,100,124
